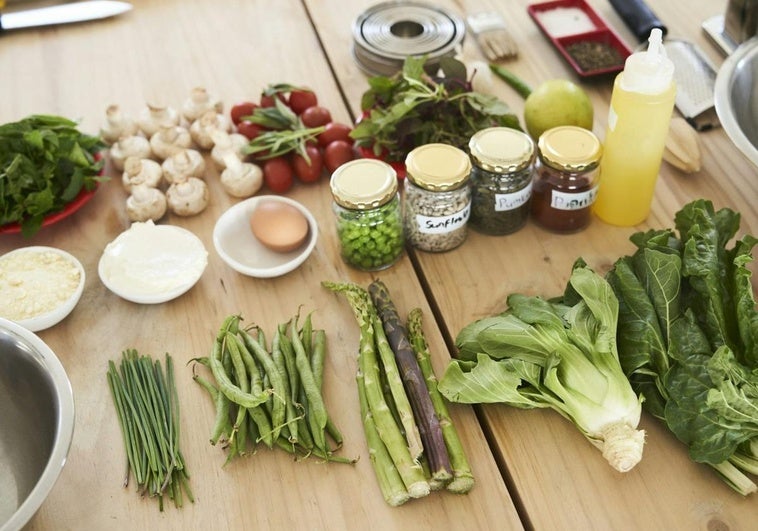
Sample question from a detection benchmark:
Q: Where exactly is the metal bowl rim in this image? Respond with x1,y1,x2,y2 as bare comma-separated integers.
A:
0,318,75,531
714,36,758,168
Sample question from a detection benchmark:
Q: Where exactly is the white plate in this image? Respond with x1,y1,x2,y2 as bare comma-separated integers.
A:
98,221,208,304
213,195,318,278
0,246,85,332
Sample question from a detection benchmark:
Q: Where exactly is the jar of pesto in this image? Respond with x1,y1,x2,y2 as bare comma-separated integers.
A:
330,159,404,271
403,143,472,252
468,127,534,235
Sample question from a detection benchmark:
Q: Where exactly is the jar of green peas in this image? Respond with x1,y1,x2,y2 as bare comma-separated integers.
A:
330,159,404,271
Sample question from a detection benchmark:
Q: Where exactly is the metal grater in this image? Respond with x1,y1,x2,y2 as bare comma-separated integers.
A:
663,39,721,130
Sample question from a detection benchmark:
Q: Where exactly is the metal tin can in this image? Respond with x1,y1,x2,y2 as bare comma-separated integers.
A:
403,143,472,252
531,126,602,233
468,127,535,235
330,159,404,271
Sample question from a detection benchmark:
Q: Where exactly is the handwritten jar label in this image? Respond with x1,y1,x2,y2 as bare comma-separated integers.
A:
550,186,598,211
495,182,533,212
415,202,471,234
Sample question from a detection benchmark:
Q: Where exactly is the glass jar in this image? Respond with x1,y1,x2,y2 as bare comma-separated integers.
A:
403,143,472,252
468,127,535,235
531,126,602,233
330,158,404,271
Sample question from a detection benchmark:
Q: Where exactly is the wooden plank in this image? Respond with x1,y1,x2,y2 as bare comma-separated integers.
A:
0,0,522,529
310,0,758,528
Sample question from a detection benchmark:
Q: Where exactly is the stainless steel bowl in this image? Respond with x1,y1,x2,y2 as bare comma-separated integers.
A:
715,36,758,167
0,318,75,531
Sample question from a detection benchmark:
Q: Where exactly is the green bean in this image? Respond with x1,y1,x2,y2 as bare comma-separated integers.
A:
278,324,300,403
289,317,327,452
209,335,267,409
240,329,287,442
193,373,231,445
300,311,313,359
273,328,299,443
311,329,326,390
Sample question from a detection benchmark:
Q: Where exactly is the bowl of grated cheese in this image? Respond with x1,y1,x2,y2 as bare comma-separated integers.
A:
0,246,86,332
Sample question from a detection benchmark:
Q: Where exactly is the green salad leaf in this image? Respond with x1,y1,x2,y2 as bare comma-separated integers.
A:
350,56,520,162
0,114,105,236
608,199,758,495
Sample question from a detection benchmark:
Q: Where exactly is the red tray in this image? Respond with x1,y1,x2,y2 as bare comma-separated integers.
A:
528,0,632,77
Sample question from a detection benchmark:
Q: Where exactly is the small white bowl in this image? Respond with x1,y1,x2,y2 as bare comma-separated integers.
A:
0,246,85,332
98,221,208,304
213,195,318,278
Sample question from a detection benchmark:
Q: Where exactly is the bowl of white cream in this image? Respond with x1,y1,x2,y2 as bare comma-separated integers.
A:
98,220,208,304
0,246,86,332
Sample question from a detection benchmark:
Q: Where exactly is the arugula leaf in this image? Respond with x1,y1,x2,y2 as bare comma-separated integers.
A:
350,56,520,162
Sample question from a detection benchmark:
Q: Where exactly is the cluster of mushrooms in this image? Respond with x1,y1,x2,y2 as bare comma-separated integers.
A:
101,87,263,222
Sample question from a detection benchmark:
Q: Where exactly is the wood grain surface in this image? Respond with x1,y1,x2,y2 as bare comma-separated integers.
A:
1,0,756,530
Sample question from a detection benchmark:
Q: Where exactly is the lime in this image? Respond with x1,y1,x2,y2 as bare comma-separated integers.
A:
523,79,594,140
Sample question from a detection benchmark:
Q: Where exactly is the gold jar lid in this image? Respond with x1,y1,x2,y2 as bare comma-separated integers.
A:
330,158,398,210
537,126,602,172
469,127,535,173
405,143,471,191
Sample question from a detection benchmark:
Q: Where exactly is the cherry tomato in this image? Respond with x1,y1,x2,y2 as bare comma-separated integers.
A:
317,122,353,147
291,145,324,183
288,90,318,115
260,92,287,108
236,121,264,141
230,101,257,125
324,140,354,172
263,157,294,193
301,106,332,128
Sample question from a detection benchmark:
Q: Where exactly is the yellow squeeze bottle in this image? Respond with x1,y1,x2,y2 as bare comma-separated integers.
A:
593,28,676,226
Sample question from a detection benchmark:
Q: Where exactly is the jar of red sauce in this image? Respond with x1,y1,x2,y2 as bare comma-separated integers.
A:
531,126,602,233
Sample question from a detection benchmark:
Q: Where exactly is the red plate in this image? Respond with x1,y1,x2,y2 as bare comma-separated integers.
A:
0,184,99,235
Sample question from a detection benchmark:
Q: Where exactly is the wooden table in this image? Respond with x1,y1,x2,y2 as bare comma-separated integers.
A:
1,0,755,529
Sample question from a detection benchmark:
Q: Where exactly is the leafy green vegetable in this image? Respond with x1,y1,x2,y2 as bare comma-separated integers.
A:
350,56,520,162
607,199,758,495
0,114,105,236
439,264,645,473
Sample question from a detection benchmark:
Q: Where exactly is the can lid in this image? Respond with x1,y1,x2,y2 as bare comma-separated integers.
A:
405,143,471,191
537,126,602,172
330,158,398,209
469,127,535,173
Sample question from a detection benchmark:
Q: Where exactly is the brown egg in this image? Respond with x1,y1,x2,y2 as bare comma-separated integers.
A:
249,200,309,253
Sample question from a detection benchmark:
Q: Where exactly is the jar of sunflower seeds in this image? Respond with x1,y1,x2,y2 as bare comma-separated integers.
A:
403,143,472,252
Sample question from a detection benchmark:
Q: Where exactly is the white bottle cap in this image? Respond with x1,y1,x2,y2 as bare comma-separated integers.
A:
620,28,674,95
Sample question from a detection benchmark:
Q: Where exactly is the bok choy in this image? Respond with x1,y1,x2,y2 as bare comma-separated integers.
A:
438,264,645,473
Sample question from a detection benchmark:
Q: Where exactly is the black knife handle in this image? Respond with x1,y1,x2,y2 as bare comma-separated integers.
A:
608,0,667,42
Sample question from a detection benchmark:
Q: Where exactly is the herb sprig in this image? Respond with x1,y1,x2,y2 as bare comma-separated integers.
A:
350,56,520,162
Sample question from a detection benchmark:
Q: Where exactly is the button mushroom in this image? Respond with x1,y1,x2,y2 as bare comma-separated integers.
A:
138,103,180,137
150,125,192,160
126,184,167,222
220,153,263,198
100,104,139,145
122,157,163,191
161,149,206,184
189,110,232,150
182,87,223,122
166,177,209,216
210,130,249,168
110,135,153,172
